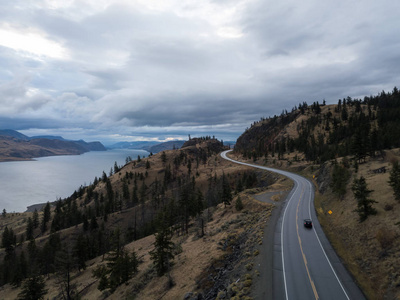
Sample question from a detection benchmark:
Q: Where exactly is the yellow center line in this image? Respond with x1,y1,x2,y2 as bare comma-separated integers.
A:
296,187,319,300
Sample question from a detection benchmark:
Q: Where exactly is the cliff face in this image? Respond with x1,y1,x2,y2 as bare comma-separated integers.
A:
0,130,106,162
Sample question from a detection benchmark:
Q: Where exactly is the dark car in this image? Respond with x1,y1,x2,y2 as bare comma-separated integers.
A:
304,219,312,228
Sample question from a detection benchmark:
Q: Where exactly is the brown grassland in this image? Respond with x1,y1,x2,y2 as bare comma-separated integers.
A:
0,144,291,299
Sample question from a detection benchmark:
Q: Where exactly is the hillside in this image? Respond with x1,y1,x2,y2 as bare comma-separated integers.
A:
233,88,400,299
236,88,400,163
0,137,287,299
0,130,106,162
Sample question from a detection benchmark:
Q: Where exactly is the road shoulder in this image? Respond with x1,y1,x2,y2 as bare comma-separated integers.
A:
251,190,288,300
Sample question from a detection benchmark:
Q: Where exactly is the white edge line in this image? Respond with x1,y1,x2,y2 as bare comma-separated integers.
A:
221,150,350,300
221,150,293,299
307,180,350,300
280,178,300,300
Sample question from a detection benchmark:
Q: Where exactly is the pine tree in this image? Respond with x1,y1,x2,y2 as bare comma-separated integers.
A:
352,176,377,222
13,251,28,287
150,227,175,276
92,227,138,293
18,275,48,300
105,248,138,291
32,209,39,229
41,202,51,233
2,226,16,254
74,234,87,271
161,151,167,164
55,245,76,300
221,173,232,207
389,161,400,201
114,161,119,174
235,196,244,211
26,217,34,241
122,181,130,203
341,104,348,121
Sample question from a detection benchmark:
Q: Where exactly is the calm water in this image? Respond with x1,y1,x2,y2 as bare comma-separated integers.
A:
0,149,148,213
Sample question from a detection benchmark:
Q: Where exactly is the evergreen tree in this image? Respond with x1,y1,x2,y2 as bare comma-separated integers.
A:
13,251,28,287
104,248,138,291
341,104,348,121
161,151,167,164
55,245,76,300
18,275,48,300
74,234,87,271
221,173,232,207
27,239,38,272
92,227,138,293
41,202,51,233
122,181,130,203
114,161,119,174
32,209,39,229
131,184,139,206
235,196,244,211
90,215,99,231
26,217,34,241
352,176,377,222
389,161,400,201
150,226,175,276
2,226,16,254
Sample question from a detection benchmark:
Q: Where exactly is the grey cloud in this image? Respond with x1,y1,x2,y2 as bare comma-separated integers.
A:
1,0,400,143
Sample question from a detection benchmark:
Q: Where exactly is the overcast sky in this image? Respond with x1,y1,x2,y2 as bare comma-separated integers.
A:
0,0,399,145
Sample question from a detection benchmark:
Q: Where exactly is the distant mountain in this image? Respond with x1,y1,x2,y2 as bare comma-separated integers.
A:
108,141,158,150
108,140,186,153
30,135,66,141
74,140,107,151
0,129,106,162
223,141,236,147
0,129,29,140
147,140,186,153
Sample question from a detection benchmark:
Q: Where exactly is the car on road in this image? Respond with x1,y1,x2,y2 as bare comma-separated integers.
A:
304,219,312,228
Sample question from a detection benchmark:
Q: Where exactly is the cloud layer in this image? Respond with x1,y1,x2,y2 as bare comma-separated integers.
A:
1,0,399,144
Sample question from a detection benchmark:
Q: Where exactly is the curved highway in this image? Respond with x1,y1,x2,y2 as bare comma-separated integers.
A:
221,150,365,300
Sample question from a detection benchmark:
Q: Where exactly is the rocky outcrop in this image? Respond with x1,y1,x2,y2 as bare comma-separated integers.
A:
316,162,331,194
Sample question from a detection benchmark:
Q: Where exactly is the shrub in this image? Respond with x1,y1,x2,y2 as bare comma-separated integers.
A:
376,227,397,250
235,196,244,211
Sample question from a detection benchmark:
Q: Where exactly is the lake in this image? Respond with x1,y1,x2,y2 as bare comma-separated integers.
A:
0,149,149,213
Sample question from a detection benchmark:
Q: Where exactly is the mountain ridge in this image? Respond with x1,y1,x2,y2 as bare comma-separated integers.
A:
0,129,106,162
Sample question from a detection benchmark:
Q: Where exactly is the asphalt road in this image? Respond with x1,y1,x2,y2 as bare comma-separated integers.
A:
221,150,365,300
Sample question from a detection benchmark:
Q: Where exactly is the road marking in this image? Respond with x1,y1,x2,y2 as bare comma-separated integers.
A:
280,182,298,300
220,150,350,300
306,180,350,300
296,187,319,300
